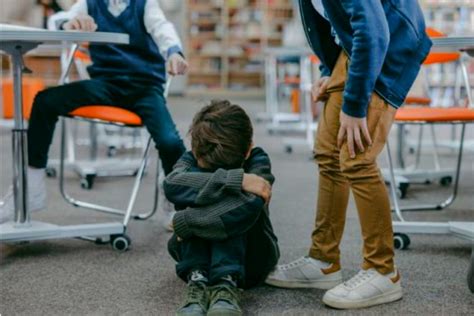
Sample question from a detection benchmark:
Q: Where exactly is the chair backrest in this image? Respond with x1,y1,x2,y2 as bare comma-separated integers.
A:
423,27,460,65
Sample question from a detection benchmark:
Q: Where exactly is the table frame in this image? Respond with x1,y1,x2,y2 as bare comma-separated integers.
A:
0,28,132,247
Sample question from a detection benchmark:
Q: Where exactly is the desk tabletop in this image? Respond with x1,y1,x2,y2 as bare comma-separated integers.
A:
431,36,474,55
265,46,313,57
0,24,129,45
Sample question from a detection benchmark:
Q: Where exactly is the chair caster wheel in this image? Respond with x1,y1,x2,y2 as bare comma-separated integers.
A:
80,174,95,190
285,145,293,154
394,233,410,250
107,146,118,157
45,167,57,178
111,234,131,252
397,183,409,199
440,176,453,187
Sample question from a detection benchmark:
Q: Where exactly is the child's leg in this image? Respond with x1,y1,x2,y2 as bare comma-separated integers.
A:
207,236,246,316
28,79,120,169
309,54,351,268
209,235,246,286
339,92,396,274
311,53,396,275
130,87,185,175
168,234,211,282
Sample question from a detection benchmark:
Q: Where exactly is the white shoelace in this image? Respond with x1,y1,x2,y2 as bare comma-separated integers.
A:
343,270,376,289
278,257,310,271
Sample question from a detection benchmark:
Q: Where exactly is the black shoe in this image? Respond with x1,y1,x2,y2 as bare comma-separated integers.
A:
207,283,242,316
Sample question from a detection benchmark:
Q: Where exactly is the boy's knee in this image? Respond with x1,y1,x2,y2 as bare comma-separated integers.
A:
31,89,57,114
157,133,184,152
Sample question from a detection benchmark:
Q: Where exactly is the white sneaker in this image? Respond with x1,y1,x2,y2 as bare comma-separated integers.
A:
158,171,175,232
323,268,403,309
265,256,343,289
0,167,47,224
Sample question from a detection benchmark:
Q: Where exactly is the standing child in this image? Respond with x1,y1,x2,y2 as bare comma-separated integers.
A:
266,0,432,310
165,100,280,316
0,0,188,224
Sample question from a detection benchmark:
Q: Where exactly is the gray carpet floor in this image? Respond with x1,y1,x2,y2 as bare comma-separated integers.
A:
0,96,473,315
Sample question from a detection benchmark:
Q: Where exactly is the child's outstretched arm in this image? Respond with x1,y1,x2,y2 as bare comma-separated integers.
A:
164,152,245,209
144,0,188,75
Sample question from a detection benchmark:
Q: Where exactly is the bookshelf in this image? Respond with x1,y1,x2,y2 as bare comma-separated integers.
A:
185,0,294,95
421,0,474,35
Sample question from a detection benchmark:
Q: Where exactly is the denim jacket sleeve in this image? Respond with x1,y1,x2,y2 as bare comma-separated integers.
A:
339,0,390,118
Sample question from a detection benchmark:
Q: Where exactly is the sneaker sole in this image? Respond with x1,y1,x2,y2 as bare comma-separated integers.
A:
207,308,242,316
265,277,342,290
323,288,403,309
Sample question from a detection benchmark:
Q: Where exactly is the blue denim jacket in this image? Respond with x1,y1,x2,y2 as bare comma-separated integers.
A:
299,0,433,117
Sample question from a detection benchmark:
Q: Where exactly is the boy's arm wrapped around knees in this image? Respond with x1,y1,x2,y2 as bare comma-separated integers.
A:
164,152,245,209
244,147,275,185
172,193,265,241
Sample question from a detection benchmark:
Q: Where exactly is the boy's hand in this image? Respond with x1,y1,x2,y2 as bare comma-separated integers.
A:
63,15,97,32
337,111,372,159
311,76,330,102
167,53,188,76
242,174,272,204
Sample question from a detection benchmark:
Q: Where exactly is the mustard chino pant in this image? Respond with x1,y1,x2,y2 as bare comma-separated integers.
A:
309,52,396,275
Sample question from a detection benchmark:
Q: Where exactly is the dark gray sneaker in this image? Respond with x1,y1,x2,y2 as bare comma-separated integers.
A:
207,283,243,316
176,281,209,316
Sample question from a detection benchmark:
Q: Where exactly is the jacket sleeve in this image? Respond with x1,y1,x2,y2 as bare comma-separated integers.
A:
244,147,275,185
319,63,331,77
173,193,265,241
339,0,390,118
144,0,183,59
163,152,244,209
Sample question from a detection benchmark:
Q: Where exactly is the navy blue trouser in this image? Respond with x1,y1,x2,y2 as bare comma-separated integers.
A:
168,234,247,286
27,76,185,175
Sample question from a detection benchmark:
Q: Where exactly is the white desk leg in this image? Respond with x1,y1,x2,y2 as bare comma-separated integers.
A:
5,43,39,225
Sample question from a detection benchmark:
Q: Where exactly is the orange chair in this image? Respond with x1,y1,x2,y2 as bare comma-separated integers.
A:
390,28,465,194
1,77,45,120
385,30,474,252
57,104,160,234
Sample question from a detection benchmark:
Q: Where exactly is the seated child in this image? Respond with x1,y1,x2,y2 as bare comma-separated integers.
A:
0,0,187,224
164,100,280,316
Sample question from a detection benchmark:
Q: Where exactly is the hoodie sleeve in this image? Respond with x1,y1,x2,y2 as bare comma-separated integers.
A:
339,0,390,118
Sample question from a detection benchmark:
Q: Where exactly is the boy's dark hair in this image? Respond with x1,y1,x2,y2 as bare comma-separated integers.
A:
189,100,253,170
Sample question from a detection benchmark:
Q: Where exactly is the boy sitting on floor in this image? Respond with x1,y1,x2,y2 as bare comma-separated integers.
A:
164,100,280,316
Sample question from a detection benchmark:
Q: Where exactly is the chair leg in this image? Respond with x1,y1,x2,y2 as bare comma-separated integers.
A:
59,121,158,224
133,157,160,221
386,140,405,222
389,123,466,212
123,137,153,226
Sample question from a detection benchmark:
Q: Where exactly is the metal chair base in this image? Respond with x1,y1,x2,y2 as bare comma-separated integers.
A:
58,118,159,225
